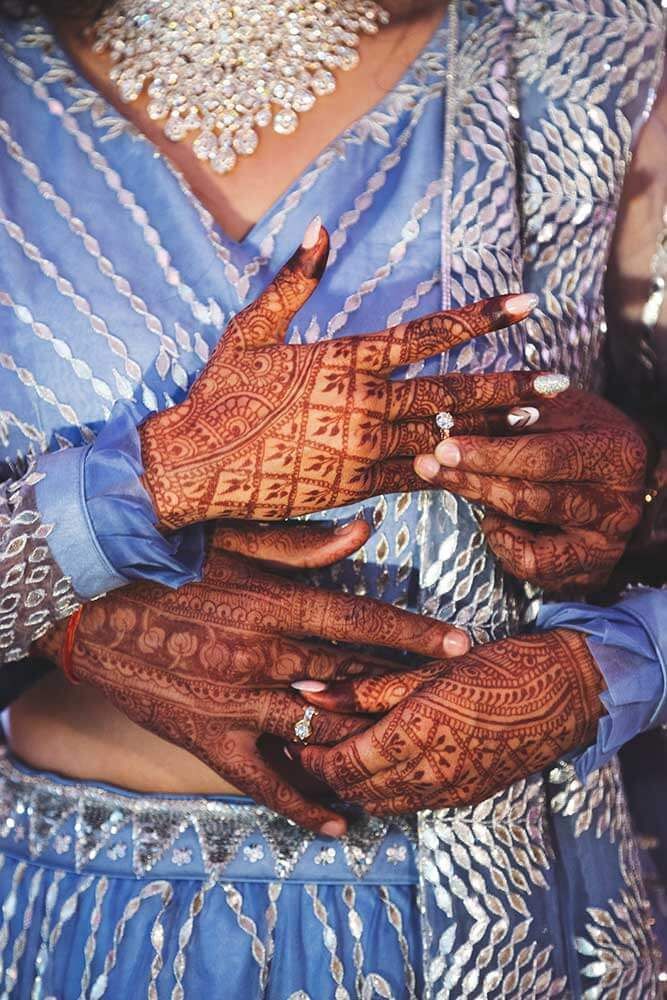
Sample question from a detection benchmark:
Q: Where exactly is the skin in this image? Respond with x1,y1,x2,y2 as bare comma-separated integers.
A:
8,1,647,822
56,3,447,242
296,629,605,814
139,225,540,528
33,519,473,832
415,390,649,589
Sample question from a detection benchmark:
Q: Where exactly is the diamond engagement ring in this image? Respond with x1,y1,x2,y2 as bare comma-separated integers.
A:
293,706,318,744
435,411,454,439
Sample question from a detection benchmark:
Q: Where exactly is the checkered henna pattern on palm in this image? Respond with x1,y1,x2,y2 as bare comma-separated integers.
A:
139,223,537,528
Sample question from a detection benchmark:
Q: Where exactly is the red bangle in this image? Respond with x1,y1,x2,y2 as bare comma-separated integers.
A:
60,606,83,685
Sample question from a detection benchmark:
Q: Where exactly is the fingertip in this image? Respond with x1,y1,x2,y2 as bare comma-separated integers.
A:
334,518,371,547
301,216,322,249
414,455,440,481
296,219,329,280
291,680,329,693
434,440,461,467
533,373,570,397
507,406,540,429
319,817,347,838
505,292,539,317
442,628,471,657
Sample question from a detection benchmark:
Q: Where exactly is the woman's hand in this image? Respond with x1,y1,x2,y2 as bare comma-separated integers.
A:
296,629,604,814
140,220,539,528
414,389,649,589
42,520,470,833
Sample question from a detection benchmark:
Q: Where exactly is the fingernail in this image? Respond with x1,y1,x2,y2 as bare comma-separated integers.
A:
507,406,540,428
291,680,329,692
505,293,539,316
415,456,440,480
302,216,322,250
334,522,355,536
283,746,294,761
434,440,461,467
534,373,570,396
320,819,347,838
442,629,470,656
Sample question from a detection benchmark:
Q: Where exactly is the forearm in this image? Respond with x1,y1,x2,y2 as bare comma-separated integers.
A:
0,399,204,678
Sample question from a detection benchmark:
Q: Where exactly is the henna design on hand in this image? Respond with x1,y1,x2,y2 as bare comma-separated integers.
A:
43,522,471,831
298,629,605,814
139,223,537,528
415,390,649,590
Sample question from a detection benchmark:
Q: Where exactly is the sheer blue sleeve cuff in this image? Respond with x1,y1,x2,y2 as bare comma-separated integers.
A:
34,401,205,600
537,590,667,783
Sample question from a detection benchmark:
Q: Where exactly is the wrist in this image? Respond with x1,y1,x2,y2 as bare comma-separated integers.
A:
32,619,68,666
556,627,606,745
138,408,185,530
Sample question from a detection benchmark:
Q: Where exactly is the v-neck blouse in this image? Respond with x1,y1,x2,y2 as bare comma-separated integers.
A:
0,12,455,613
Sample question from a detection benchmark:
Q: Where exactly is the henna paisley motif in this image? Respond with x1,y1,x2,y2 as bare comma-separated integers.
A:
415,390,649,590
299,629,605,814
36,520,470,833
139,223,540,528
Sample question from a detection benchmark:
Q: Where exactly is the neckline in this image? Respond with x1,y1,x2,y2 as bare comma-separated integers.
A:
30,9,448,254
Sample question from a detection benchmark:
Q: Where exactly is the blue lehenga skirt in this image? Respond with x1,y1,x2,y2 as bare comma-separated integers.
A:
0,750,423,999
0,748,661,999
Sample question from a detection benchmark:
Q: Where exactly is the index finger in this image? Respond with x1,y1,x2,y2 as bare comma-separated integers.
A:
327,294,537,374
288,586,470,659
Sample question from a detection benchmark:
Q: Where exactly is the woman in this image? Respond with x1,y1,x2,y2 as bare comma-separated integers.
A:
0,0,665,997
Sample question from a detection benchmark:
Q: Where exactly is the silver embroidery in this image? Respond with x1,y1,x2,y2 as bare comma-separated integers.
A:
0,463,78,661
0,751,414,882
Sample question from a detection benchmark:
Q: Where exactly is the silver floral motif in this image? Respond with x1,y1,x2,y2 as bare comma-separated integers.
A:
106,841,127,861
385,845,407,866
314,847,337,866
170,846,193,867
53,834,71,855
242,843,265,864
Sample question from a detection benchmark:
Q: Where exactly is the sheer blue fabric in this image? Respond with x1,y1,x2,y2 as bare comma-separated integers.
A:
538,590,667,781
34,401,205,598
0,1,665,995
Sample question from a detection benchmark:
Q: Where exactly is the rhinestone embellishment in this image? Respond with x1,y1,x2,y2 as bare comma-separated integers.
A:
91,0,390,174
293,705,317,742
435,411,454,436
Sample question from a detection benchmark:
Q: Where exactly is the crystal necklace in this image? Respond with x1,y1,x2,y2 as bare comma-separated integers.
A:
90,0,390,174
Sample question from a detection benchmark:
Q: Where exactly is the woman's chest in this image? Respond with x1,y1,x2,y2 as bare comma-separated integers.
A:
0,17,448,462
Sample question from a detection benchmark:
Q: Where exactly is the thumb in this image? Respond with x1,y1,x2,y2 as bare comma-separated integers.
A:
211,518,371,570
226,218,329,349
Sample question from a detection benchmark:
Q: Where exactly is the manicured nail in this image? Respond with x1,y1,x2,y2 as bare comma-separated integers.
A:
415,456,440,481
507,406,539,428
534,373,570,396
434,440,461,467
302,216,322,249
334,522,355,536
291,680,328,693
320,819,347,838
283,746,294,761
505,293,539,316
442,629,470,656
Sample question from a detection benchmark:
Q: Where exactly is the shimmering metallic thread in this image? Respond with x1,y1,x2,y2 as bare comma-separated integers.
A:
0,0,664,995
